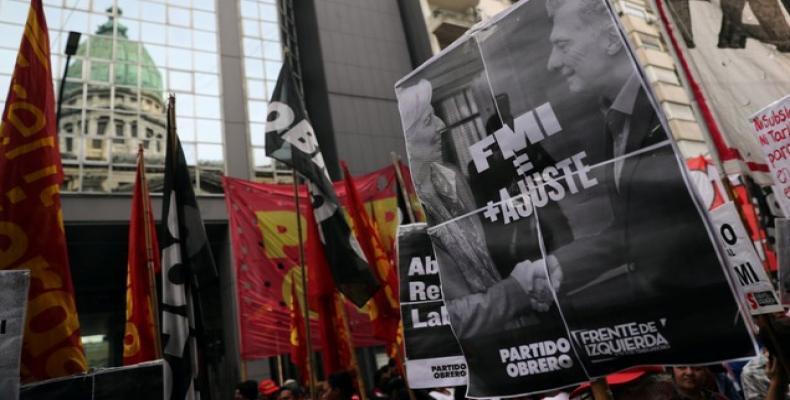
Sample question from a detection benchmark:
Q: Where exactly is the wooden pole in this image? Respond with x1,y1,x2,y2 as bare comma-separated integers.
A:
590,378,614,400
335,293,368,400
390,152,416,223
138,145,163,359
293,172,318,400
277,354,285,385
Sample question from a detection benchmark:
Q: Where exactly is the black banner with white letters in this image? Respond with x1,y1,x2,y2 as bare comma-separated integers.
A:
398,223,467,389
395,0,755,397
265,63,379,307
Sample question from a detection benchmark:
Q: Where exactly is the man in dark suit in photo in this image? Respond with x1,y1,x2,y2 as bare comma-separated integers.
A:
540,0,752,371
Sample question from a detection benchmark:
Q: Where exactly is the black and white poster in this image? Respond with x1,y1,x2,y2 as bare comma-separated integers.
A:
395,0,755,397
398,223,468,389
0,270,30,400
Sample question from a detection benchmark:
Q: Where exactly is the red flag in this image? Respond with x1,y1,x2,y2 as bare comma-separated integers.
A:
341,162,400,345
0,0,87,381
289,272,310,384
123,148,161,365
306,208,355,375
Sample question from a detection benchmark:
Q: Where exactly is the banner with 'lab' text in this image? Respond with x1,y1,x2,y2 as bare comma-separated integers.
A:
398,223,467,389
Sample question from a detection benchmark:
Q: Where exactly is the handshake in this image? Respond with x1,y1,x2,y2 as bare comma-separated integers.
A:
510,255,562,312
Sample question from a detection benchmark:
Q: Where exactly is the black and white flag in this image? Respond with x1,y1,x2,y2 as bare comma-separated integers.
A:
265,63,379,307
160,95,217,400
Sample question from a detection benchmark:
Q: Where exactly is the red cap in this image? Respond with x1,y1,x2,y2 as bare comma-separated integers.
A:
570,366,665,397
259,379,280,396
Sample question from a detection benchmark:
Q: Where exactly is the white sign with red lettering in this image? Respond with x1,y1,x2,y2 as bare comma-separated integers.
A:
751,95,790,216
711,202,782,315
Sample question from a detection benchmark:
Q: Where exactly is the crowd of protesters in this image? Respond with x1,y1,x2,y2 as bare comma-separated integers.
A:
235,314,789,400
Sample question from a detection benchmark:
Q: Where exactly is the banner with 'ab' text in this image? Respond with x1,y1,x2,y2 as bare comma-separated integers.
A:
223,165,410,359
395,0,755,396
397,223,467,389
0,0,87,382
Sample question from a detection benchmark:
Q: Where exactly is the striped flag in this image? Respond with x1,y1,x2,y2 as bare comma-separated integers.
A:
160,95,217,399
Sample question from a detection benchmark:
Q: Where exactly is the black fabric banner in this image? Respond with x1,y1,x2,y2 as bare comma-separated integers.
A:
265,63,379,307
397,223,467,389
160,96,217,400
20,361,163,400
395,0,755,397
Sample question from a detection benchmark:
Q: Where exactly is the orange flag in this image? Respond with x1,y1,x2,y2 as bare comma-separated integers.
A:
289,273,310,384
341,162,400,345
0,0,87,381
123,148,161,365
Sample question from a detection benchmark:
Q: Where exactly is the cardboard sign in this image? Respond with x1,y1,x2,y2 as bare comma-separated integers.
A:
711,202,783,315
751,95,790,216
0,270,30,400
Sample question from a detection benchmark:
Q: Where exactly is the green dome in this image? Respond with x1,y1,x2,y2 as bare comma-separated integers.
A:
64,9,163,101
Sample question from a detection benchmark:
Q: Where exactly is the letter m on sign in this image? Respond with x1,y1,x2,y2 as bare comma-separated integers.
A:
733,262,759,286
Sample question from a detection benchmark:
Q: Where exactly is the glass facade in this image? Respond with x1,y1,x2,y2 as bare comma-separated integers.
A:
0,0,224,193
238,0,289,182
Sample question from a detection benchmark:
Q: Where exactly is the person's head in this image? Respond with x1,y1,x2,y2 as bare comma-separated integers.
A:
324,371,355,400
258,379,281,400
278,387,304,400
671,366,707,395
398,79,445,163
545,0,626,95
235,380,259,400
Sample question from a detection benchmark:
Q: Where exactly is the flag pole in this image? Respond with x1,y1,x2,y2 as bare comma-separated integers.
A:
590,378,614,400
390,152,415,223
292,171,318,400
138,144,162,359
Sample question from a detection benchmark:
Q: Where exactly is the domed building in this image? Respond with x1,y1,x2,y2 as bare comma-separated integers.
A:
58,9,166,193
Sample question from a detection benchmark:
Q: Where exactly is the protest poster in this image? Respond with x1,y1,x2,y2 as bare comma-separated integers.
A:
776,218,790,306
659,0,790,185
0,270,30,400
395,0,755,396
750,95,790,216
397,223,467,389
711,202,783,314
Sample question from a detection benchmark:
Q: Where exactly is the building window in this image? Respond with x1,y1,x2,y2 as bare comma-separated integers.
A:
97,117,109,136
241,0,286,182
0,2,224,194
92,139,103,149
115,121,124,137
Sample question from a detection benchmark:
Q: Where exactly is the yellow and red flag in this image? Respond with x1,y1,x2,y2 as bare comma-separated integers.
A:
123,148,161,365
341,162,400,346
289,274,310,384
0,0,87,381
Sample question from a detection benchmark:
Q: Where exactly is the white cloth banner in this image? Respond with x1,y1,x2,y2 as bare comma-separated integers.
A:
711,202,782,315
750,95,790,215
0,270,30,400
